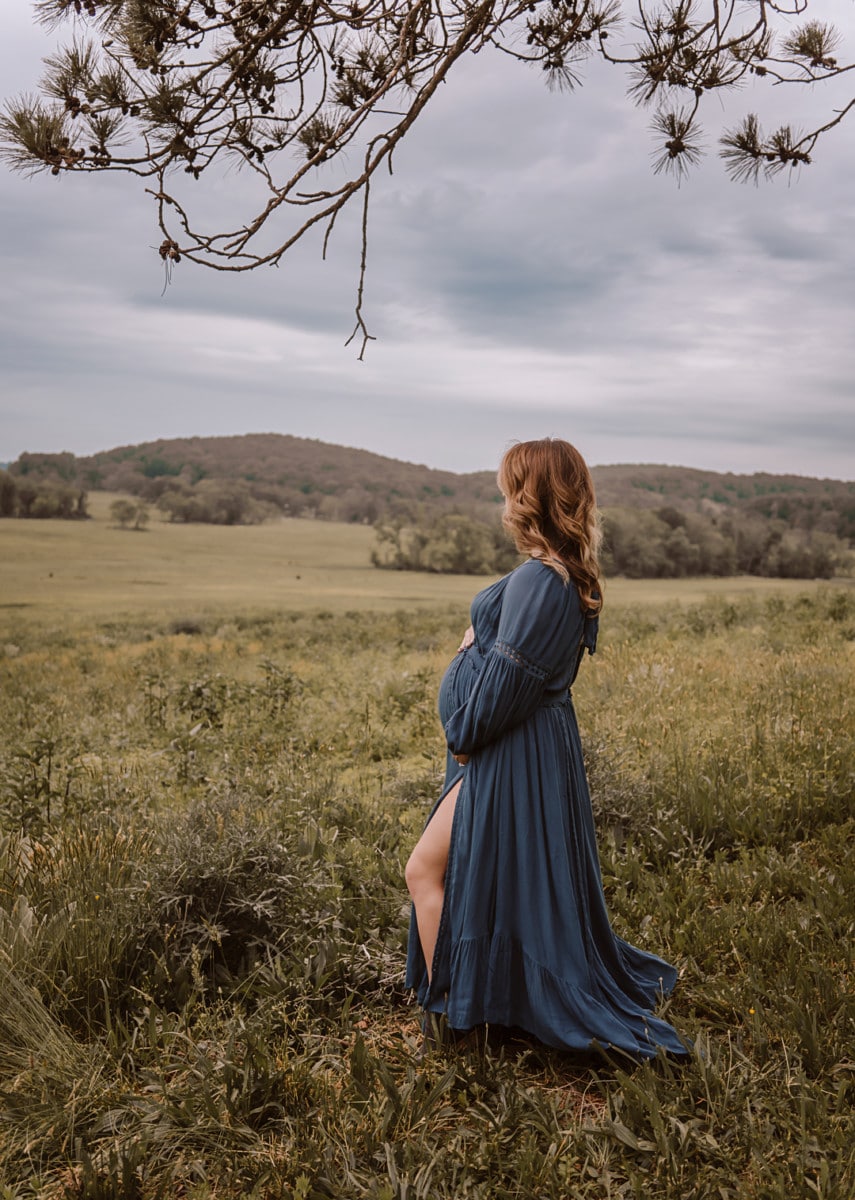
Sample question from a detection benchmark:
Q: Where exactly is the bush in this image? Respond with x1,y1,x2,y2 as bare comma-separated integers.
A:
372,513,518,574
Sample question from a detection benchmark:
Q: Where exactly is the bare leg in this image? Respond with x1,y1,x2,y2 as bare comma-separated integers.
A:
405,778,462,982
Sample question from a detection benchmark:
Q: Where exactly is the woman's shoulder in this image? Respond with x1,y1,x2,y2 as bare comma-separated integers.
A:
473,558,538,602
505,558,581,611
497,559,585,657
509,556,567,588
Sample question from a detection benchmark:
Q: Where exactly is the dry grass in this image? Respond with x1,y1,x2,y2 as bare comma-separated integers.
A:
2,501,849,634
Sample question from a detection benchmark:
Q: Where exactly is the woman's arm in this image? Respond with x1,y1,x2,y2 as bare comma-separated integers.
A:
444,563,581,758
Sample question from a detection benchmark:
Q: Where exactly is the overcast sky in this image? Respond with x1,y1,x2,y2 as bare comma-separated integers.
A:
1,3,853,479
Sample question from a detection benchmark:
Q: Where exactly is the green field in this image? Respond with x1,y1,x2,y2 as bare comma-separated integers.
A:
0,507,853,1198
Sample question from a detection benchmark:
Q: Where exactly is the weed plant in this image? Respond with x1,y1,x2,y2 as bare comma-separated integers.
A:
0,590,852,1197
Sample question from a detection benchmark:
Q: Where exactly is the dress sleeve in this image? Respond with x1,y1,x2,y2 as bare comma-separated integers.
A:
444,562,581,757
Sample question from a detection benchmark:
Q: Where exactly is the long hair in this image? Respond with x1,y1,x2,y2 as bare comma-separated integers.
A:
498,439,603,615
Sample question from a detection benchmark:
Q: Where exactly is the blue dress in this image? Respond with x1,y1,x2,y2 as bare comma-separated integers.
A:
406,558,687,1059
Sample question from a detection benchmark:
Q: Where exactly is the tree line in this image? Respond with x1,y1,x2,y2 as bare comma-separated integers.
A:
600,506,848,580
7,441,488,527
0,471,87,520
7,441,853,539
372,507,851,580
4,441,852,579
372,515,519,576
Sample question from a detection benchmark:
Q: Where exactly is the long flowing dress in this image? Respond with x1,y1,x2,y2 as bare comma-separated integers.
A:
406,558,687,1059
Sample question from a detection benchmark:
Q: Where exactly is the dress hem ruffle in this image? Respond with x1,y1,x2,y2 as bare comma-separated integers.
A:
421,930,689,1060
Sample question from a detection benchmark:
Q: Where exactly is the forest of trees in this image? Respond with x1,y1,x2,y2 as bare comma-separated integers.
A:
372,515,520,576
3,435,853,580
601,506,847,579
372,508,850,580
0,469,87,520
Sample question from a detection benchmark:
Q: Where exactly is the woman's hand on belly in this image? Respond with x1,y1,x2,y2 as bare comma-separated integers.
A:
458,625,475,652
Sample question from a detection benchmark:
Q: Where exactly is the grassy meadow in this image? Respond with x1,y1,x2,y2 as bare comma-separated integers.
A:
0,507,853,1198
0,494,832,625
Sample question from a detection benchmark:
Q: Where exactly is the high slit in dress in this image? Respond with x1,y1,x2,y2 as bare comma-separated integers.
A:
405,558,688,1059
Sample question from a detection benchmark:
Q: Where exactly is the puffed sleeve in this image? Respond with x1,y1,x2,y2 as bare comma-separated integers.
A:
444,562,581,757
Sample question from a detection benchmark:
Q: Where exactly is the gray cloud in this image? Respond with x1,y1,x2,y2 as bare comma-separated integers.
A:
0,4,853,479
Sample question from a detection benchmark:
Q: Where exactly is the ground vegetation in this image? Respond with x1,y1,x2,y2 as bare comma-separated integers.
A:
109,497,150,529
0,584,852,1196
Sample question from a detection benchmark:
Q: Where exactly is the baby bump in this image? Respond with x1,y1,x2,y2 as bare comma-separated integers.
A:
438,648,480,725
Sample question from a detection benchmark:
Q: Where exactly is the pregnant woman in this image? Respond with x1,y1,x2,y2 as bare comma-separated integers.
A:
405,438,687,1059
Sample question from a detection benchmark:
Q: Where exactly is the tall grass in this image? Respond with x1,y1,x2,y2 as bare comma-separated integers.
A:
0,590,852,1197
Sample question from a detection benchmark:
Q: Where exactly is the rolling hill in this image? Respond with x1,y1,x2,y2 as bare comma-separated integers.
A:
5,434,852,578
7,433,853,531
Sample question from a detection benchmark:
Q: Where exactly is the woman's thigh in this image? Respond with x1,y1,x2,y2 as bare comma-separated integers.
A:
408,777,462,886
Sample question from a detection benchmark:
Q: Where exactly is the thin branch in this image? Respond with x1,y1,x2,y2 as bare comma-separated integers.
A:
2,0,852,351
344,168,376,359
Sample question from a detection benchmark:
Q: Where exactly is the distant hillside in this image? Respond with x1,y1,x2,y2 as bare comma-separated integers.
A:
592,464,855,547
592,463,853,522
7,435,853,538
5,435,852,578
8,435,500,524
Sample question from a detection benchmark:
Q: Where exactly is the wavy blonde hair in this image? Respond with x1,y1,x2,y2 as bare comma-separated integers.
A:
498,438,603,615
